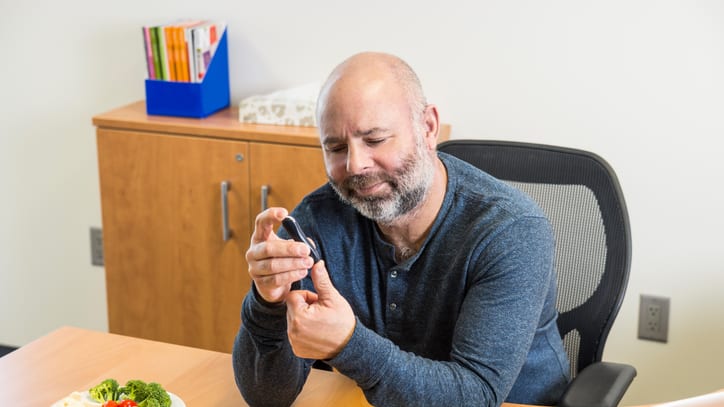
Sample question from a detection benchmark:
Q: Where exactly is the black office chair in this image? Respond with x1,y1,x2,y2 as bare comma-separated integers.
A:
438,140,636,407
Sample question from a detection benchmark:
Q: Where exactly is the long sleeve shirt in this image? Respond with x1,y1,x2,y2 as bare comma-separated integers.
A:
232,152,570,407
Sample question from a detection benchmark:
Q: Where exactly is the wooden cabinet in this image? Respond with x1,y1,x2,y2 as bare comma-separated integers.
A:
94,101,329,352
93,101,450,353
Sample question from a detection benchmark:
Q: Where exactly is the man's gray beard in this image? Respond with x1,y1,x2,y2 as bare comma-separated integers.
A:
329,144,435,224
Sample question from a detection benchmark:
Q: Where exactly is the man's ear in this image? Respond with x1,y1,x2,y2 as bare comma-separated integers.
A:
422,104,440,150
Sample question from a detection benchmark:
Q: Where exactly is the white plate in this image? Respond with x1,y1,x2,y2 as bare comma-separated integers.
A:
52,390,185,407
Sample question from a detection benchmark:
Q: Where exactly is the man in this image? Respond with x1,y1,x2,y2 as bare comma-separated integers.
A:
232,52,570,406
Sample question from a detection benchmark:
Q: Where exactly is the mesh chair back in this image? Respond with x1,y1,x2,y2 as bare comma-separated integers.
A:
438,140,632,377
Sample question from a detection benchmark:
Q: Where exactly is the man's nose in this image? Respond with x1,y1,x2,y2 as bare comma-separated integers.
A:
346,145,373,174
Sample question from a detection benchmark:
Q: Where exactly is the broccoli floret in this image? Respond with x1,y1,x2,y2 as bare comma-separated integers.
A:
138,398,161,407
144,382,172,407
120,379,149,402
89,378,119,402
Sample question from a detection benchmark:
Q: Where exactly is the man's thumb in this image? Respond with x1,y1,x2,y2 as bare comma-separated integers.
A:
310,261,336,298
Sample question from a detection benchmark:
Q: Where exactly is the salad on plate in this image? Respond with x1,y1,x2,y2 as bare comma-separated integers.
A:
52,378,184,407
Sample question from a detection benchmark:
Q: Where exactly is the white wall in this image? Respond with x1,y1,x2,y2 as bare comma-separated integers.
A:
1,1,722,404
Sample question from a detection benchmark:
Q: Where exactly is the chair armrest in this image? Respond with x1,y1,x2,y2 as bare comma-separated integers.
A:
559,361,637,407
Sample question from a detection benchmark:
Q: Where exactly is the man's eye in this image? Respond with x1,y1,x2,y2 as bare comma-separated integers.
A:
366,138,386,146
325,145,347,153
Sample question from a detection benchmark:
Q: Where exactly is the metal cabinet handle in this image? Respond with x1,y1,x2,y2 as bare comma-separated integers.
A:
221,181,231,241
261,185,270,211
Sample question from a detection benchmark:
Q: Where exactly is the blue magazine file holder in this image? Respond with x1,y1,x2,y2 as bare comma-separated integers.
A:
145,28,230,118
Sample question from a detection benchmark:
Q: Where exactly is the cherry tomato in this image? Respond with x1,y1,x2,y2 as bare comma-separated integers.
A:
103,402,118,407
118,400,138,407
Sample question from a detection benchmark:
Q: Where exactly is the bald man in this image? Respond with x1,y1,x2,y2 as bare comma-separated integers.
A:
232,52,569,406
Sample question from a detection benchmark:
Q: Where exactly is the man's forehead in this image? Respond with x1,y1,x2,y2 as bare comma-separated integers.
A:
320,91,406,132
321,125,389,142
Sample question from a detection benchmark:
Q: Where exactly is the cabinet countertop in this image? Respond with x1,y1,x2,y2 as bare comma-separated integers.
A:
93,100,451,147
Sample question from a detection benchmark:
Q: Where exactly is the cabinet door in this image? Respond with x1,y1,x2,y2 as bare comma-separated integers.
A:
249,143,329,220
97,129,250,352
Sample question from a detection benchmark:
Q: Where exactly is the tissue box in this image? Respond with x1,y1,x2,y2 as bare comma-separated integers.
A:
238,83,320,127
145,28,230,118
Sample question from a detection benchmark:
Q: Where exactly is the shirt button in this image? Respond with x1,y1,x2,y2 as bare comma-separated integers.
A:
390,270,398,278
389,303,397,310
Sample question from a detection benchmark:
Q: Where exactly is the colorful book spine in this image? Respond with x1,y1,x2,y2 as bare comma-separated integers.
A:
163,26,178,81
173,27,186,82
149,27,162,79
155,26,170,80
142,26,156,79
184,26,196,82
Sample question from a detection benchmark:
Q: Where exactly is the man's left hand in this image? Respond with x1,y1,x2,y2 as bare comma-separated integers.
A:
285,261,356,360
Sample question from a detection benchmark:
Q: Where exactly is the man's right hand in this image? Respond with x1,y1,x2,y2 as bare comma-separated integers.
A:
245,207,315,304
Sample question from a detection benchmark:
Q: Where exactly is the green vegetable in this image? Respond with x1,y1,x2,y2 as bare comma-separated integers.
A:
89,378,120,402
141,382,172,407
138,398,161,407
89,378,172,407
119,379,149,402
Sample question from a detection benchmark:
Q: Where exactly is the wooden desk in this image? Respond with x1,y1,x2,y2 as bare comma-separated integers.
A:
0,326,536,407
630,389,724,407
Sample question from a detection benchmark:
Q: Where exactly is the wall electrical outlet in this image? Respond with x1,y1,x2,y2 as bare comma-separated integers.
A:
90,227,104,266
638,294,670,343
